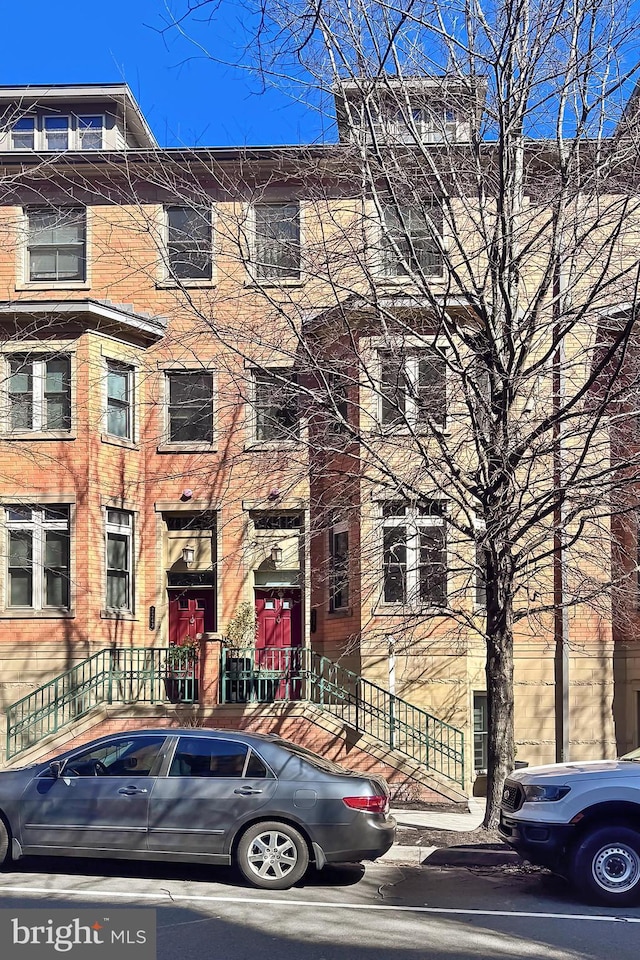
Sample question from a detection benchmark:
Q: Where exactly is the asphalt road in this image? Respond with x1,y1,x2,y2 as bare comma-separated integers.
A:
0,855,638,960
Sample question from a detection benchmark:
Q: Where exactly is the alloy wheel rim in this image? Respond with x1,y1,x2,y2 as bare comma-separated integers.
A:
592,844,640,893
246,830,298,881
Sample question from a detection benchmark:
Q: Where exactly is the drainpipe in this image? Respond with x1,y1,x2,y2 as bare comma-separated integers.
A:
553,258,570,763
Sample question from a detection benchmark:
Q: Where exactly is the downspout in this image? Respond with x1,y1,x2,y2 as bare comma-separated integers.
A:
553,258,570,762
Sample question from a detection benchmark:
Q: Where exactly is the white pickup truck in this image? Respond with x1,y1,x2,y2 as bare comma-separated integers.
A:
499,747,640,905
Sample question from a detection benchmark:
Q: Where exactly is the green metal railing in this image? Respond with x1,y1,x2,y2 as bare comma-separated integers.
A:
221,646,464,787
6,647,197,761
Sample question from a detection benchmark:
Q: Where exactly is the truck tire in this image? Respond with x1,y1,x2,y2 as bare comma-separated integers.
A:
572,826,640,906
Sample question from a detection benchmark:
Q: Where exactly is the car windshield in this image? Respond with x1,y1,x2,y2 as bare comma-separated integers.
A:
275,740,351,775
620,747,640,761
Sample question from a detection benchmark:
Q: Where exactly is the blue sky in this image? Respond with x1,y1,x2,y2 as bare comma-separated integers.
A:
0,0,323,147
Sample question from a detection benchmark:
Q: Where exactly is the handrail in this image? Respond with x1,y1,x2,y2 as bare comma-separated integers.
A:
221,645,464,786
5,647,197,761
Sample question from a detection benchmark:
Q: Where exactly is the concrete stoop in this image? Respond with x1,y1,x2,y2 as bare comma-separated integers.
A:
0,700,469,807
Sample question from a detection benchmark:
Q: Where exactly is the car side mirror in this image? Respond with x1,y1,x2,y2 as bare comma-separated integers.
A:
49,760,65,779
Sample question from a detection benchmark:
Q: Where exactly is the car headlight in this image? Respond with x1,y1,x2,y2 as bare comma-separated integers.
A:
523,784,570,802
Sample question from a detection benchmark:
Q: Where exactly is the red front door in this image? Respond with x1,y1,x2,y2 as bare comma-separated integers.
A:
254,590,302,699
168,591,214,646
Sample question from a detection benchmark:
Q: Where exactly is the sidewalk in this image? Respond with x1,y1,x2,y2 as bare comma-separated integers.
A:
381,799,521,867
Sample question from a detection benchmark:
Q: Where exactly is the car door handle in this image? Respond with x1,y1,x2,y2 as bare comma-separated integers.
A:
118,787,149,796
234,788,263,795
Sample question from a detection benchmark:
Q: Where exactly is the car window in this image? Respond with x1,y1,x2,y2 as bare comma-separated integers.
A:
169,737,249,778
63,736,166,777
245,748,269,778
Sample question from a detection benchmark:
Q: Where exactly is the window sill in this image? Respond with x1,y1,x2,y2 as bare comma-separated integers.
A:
101,433,139,450
327,607,353,619
0,609,74,619
157,442,218,453
244,440,301,452
1,431,76,441
15,282,90,292
156,279,217,289
100,610,138,621
244,278,304,289
376,274,445,286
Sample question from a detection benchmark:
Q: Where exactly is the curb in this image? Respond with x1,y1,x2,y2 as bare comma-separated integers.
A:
380,844,522,868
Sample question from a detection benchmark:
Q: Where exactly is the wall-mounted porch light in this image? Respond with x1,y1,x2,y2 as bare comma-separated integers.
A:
182,546,195,567
270,545,283,564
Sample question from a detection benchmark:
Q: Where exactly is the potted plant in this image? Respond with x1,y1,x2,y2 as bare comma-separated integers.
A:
164,636,199,703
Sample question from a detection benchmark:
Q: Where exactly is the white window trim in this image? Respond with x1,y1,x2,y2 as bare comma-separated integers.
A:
157,204,217,288
376,345,447,431
103,507,135,616
159,366,217,452
17,205,91,291
1,350,76,439
380,501,448,608
43,115,71,151
244,200,304,287
3,504,71,613
102,357,137,447
370,198,448,283
75,114,105,151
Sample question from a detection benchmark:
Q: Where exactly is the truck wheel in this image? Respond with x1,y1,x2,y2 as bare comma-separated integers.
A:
572,826,640,906
237,821,309,890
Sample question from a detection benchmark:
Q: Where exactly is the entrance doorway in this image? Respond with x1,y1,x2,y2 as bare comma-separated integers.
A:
254,589,302,699
168,590,215,645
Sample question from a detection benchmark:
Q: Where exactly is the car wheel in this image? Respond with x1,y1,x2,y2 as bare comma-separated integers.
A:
0,817,12,868
237,821,309,890
572,826,640,906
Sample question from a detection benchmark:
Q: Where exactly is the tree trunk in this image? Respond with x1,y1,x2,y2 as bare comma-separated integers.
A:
483,565,515,829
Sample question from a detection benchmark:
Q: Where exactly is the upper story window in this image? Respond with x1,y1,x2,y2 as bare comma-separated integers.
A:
27,207,86,283
11,117,35,149
382,500,447,606
254,202,300,280
7,355,71,433
253,369,299,442
380,204,443,278
78,116,103,150
167,371,214,444
44,116,69,151
330,518,350,611
9,115,104,151
6,504,70,610
106,361,133,441
105,509,133,612
379,347,445,428
166,206,212,281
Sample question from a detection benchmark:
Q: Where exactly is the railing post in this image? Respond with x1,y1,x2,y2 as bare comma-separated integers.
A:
389,696,395,750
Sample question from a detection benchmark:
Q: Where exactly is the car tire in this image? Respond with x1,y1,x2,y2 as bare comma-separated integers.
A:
237,821,309,890
571,826,640,906
0,817,12,868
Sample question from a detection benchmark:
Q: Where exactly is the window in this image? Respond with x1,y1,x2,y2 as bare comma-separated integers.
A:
62,735,166,777
7,355,71,432
253,369,299,442
254,202,300,280
27,207,86,282
169,736,251,778
382,500,447,605
473,693,488,772
166,206,212,280
44,116,69,151
379,348,445,428
167,371,214,444
6,505,70,610
330,519,350,611
106,509,133,611
381,204,443,277
11,117,35,149
77,115,103,150
253,513,301,530
106,361,133,440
